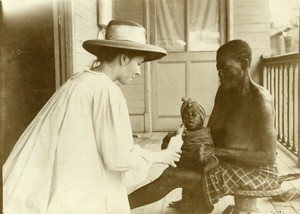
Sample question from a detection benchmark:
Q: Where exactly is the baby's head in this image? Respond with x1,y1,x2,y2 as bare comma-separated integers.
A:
180,97,205,131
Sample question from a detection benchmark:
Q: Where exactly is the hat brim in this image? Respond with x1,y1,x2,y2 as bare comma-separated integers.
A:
83,40,167,62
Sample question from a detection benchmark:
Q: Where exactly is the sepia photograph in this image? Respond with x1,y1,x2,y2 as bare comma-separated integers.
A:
1,0,300,213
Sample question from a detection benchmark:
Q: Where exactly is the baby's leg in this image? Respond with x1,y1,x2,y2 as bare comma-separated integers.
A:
168,152,206,210
128,167,202,209
180,187,210,214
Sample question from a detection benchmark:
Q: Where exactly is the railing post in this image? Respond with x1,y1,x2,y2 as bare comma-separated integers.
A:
298,16,300,167
293,63,299,163
295,63,300,167
292,64,297,154
282,65,288,146
278,65,283,140
287,65,293,149
263,64,267,88
298,60,300,167
275,65,280,139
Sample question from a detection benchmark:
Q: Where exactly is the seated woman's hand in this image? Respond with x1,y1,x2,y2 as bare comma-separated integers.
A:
181,142,200,152
153,149,181,167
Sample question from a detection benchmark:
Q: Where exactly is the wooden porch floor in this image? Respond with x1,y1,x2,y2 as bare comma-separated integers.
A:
129,132,300,214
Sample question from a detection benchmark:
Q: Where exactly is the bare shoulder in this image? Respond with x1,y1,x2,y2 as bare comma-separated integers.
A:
250,83,275,121
252,82,273,107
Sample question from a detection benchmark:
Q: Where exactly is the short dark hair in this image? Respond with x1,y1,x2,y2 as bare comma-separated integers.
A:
217,39,252,64
97,47,146,62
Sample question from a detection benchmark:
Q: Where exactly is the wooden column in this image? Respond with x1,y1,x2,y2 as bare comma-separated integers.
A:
298,15,300,166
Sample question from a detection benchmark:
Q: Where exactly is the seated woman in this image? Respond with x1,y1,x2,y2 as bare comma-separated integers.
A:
128,97,217,213
129,39,280,214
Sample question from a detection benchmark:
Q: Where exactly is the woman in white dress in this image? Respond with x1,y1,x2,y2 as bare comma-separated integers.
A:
3,19,181,214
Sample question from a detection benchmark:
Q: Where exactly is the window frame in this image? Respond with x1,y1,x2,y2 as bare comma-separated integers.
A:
151,0,227,53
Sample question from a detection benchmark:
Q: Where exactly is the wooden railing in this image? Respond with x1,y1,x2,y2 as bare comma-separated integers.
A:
262,53,300,166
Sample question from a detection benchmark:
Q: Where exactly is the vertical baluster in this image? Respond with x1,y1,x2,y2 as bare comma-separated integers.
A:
285,65,291,148
273,66,278,133
272,66,276,130
278,65,283,141
288,64,293,151
270,65,273,125
298,24,300,167
270,66,274,95
293,62,299,156
295,63,300,165
263,65,267,88
291,63,297,153
267,66,271,94
293,64,297,153
269,65,278,137
281,65,286,145
275,66,280,140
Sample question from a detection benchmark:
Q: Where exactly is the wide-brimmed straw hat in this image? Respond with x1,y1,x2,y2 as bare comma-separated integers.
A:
82,19,167,62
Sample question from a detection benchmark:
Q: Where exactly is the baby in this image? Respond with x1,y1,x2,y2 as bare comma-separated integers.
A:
162,97,219,208
128,97,218,211
162,97,218,171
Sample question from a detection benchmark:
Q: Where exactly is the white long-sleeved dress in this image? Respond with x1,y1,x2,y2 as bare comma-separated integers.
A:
3,70,153,214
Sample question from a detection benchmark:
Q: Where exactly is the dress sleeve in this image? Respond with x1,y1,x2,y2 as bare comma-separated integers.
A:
93,83,154,186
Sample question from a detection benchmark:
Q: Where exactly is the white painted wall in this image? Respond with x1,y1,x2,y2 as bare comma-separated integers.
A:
233,0,270,83
114,0,146,131
72,0,99,73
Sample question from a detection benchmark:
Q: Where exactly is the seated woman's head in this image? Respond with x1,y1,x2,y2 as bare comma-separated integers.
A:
216,40,252,89
180,98,206,131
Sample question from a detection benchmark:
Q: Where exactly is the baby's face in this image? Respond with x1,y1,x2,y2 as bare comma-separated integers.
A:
182,106,204,131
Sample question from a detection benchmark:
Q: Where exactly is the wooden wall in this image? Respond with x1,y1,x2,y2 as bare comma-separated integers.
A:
233,0,270,83
114,0,146,132
72,0,99,73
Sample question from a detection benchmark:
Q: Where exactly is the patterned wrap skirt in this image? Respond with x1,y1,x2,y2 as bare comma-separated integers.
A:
203,161,279,211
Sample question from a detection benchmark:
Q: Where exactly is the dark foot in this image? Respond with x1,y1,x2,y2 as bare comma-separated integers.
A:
168,199,183,208
169,199,208,214
179,198,211,214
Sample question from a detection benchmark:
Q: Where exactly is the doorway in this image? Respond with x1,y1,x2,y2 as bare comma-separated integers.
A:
0,0,57,164
149,0,226,131
0,0,72,164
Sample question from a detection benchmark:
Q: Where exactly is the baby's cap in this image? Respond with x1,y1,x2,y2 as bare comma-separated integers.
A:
180,97,206,121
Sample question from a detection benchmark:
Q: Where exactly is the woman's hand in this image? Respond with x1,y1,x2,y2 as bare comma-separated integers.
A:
153,149,181,167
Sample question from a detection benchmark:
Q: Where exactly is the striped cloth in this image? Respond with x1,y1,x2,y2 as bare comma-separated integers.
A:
203,161,279,211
